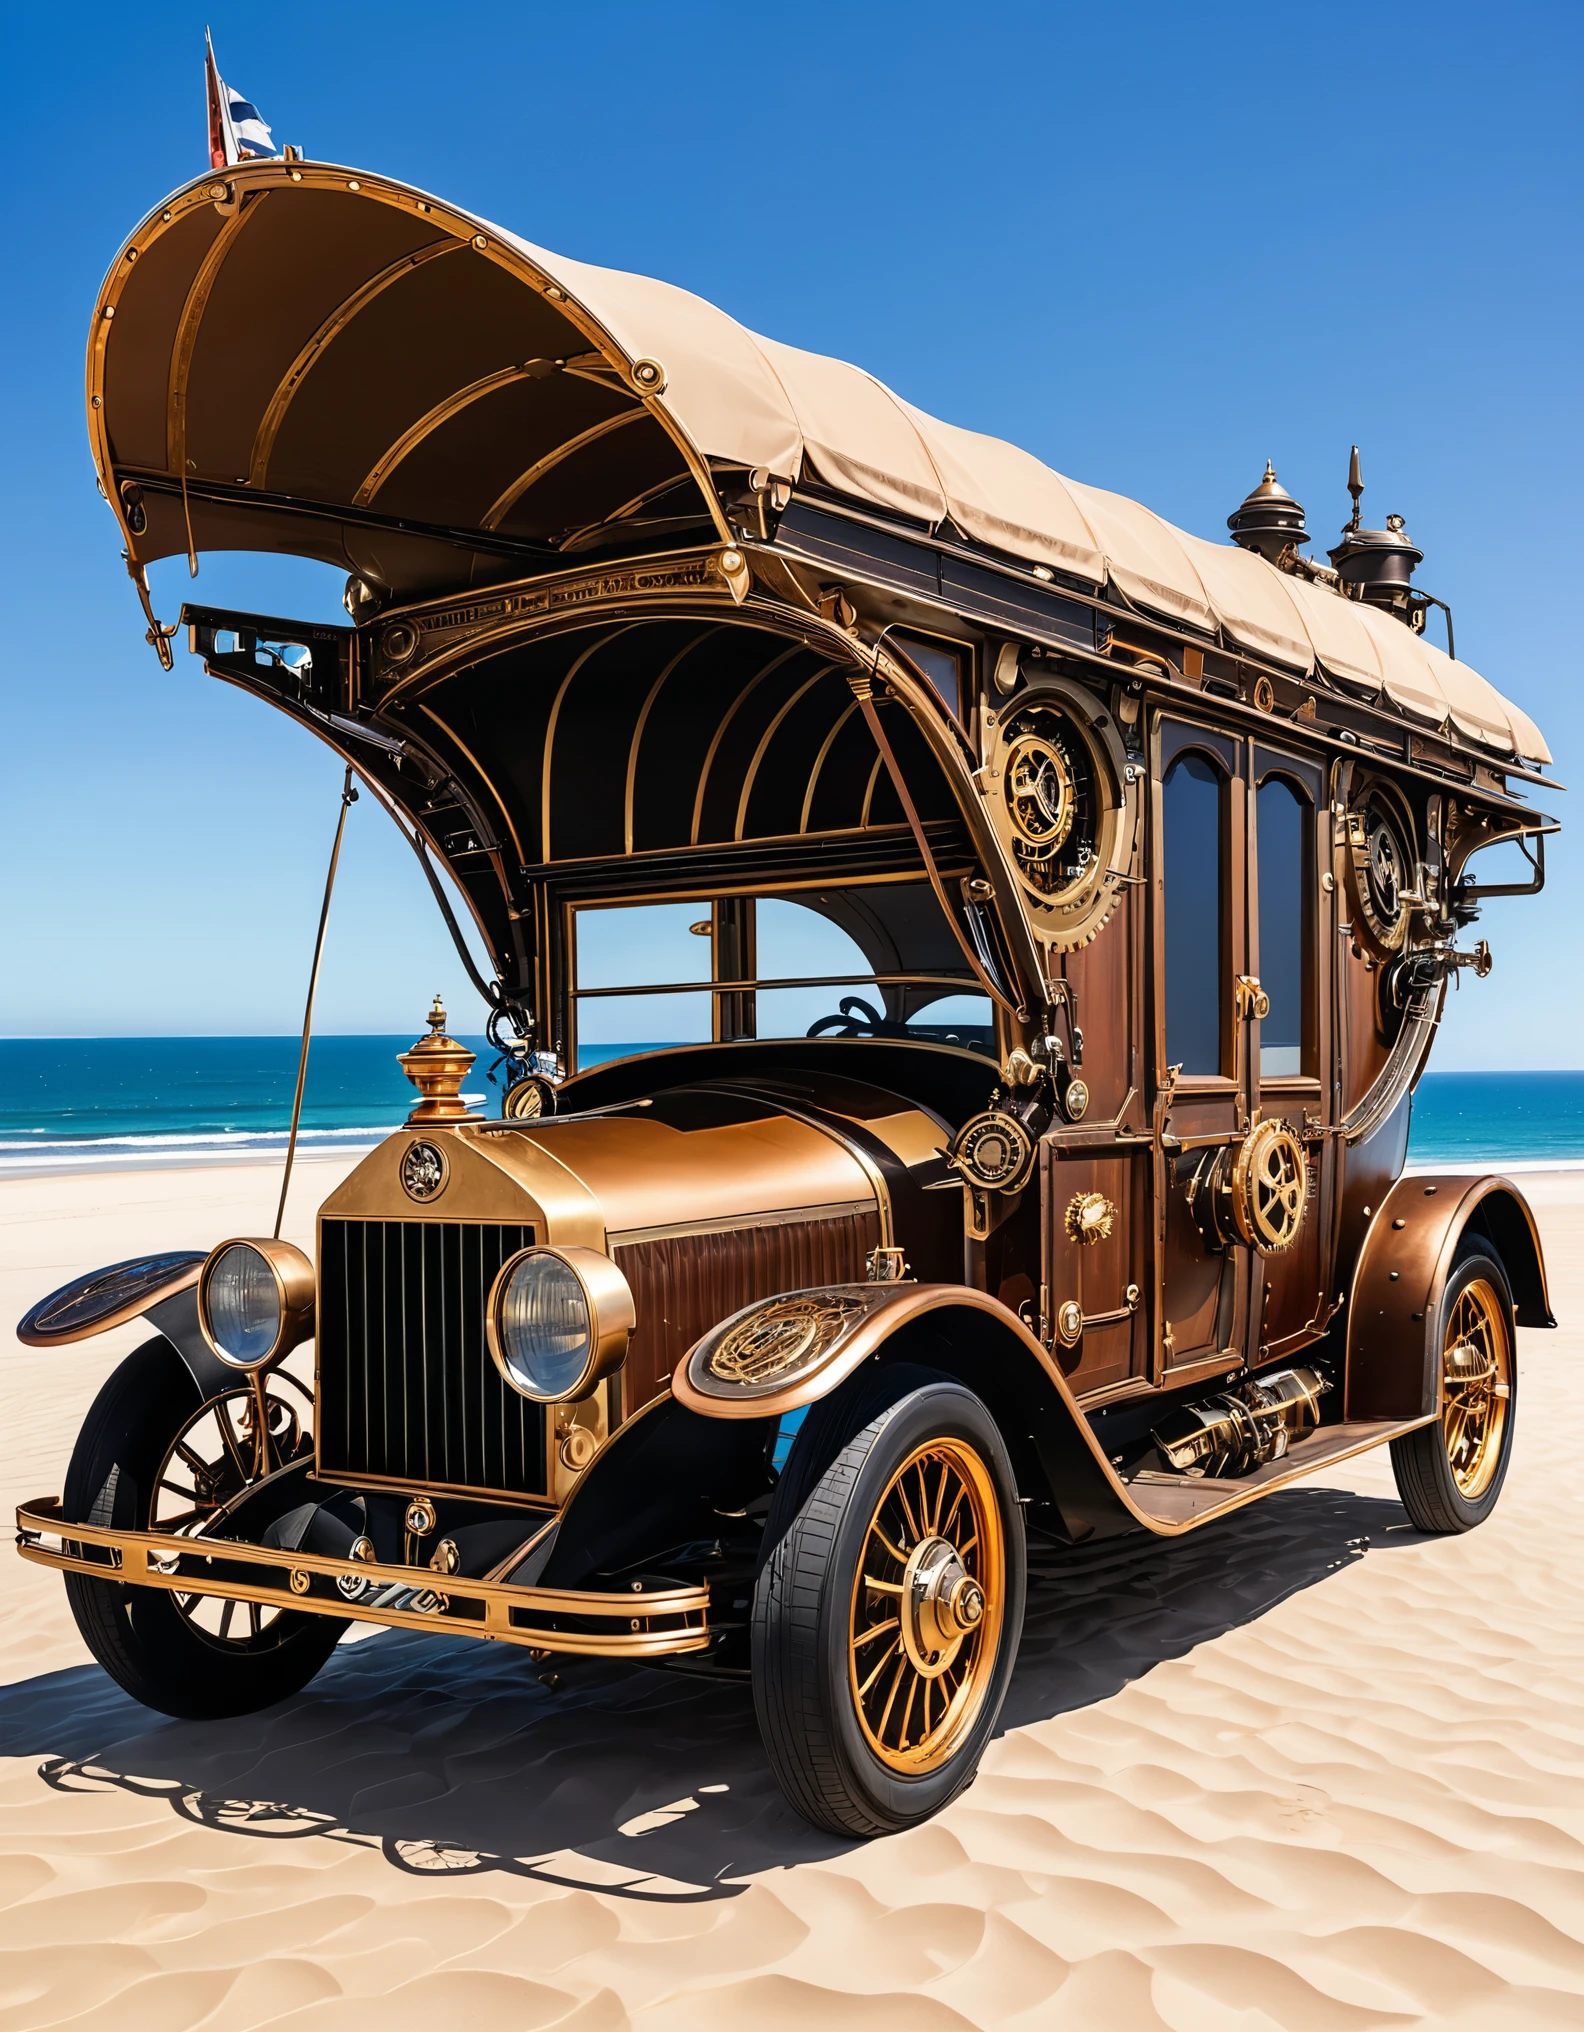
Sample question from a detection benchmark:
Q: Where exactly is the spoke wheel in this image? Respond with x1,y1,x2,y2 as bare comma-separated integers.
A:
150,1373,313,1648
849,1437,1004,1775
62,1337,344,1719
754,1369,1026,1837
1439,1277,1512,1500
1390,1251,1517,1534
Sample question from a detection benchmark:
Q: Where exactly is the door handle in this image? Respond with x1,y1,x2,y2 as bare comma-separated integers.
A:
1235,974,1271,1021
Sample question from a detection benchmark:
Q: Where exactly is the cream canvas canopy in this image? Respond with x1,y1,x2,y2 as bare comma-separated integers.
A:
91,161,1550,766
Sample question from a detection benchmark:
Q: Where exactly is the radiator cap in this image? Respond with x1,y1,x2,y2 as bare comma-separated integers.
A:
398,997,477,1124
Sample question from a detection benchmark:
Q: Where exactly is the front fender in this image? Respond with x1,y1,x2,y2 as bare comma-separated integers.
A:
17,1252,232,1398
1345,1173,1554,1422
674,1282,1143,1543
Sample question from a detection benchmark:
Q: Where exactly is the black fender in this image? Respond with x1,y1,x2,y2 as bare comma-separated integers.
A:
17,1252,233,1399
674,1282,1143,1544
1345,1173,1554,1422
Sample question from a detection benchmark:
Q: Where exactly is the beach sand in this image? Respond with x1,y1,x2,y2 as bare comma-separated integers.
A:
2,1159,1582,2029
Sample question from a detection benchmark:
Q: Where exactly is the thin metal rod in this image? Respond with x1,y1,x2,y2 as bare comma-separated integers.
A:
573,971,978,1000
274,765,358,1240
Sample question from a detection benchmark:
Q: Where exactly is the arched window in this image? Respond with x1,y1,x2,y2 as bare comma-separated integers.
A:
1256,775,1311,1077
1163,752,1225,1076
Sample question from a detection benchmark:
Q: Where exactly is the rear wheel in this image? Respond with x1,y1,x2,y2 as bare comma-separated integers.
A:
63,1338,344,1718
1390,1251,1516,1533
753,1372,1025,1836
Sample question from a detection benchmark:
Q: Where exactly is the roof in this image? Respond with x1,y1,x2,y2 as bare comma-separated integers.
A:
91,162,1551,767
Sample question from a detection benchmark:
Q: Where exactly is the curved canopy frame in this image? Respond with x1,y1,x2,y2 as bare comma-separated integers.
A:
91,159,1549,768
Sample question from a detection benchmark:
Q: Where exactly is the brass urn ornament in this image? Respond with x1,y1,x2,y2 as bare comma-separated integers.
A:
398,996,477,1124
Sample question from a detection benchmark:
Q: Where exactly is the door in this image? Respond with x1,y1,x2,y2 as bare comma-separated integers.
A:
1150,716,1329,1385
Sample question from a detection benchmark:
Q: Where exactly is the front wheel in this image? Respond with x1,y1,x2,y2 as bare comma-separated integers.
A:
752,1375,1026,1836
1390,1251,1516,1533
63,1337,345,1718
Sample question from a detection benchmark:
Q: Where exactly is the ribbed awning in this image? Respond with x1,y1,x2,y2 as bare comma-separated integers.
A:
90,160,1550,765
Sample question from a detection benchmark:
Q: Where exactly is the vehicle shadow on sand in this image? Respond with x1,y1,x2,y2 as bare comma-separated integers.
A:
1,1484,1412,1898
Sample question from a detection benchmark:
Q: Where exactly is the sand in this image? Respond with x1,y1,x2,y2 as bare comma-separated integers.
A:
2,1157,1582,2029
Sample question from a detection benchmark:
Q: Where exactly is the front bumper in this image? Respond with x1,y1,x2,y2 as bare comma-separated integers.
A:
16,1498,709,1659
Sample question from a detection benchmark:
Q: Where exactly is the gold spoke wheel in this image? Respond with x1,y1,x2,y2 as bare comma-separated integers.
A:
1440,1276,1512,1501
848,1436,1004,1774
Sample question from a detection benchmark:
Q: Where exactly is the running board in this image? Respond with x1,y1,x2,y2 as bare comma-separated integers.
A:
1119,1415,1435,1530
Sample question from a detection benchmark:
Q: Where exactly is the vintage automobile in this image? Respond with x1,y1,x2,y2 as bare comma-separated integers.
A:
17,158,1558,1837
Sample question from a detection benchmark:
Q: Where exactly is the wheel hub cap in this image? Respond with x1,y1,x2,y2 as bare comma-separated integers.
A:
901,1534,983,1676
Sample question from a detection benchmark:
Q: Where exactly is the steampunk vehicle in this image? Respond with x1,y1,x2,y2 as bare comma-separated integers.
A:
18,159,1558,1837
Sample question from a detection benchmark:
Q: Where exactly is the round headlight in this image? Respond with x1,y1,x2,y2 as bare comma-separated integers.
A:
486,1246,633,1403
198,1238,315,1370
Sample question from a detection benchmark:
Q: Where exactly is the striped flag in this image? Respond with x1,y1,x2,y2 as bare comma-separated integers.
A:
204,30,279,167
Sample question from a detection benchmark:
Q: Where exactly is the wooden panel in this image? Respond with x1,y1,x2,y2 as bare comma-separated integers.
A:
614,1210,879,1409
1044,1146,1150,1394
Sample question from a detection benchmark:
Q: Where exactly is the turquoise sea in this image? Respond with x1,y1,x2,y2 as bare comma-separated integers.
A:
1,1039,1582,1173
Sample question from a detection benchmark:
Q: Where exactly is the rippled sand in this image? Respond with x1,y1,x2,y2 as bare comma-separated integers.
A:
2,1159,1581,2028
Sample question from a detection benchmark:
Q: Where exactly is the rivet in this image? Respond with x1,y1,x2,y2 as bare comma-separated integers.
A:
347,179,360,191
1389,1271,1400,1281
125,247,138,261
720,548,744,572
91,395,102,408
290,169,302,182
472,233,488,250
1392,1217,1406,1229
102,304,115,318
545,285,565,300
417,200,430,212
161,209,172,221
1424,1185,1437,1196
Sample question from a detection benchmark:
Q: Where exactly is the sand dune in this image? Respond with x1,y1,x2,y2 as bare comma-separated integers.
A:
2,1160,1582,2028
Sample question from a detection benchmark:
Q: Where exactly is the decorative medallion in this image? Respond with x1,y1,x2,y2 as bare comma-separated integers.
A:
705,1294,869,1388
1344,786,1416,957
1064,1191,1117,1247
1054,1299,1084,1346
400,1140,448,1202
949,1111,1037,1194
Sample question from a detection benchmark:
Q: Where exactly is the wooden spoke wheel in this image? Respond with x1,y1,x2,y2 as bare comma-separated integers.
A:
848,1437,1004,1774
61,1338,344,1719
1391,1252,1517,1533
753,1370,1026,1837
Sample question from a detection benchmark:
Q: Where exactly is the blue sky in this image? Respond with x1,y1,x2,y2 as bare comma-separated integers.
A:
1,2,1578,1064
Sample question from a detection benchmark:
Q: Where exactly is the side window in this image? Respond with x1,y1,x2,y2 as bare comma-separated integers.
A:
1163,752,1226,1076
572,903,712,1069
1256,775,1312,1078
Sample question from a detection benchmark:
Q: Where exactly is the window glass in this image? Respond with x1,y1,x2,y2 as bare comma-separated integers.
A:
754,899,874,1037
895,635,962,719
574,904,711,1068
1257,777,1307,1077
1163,752,1225,1076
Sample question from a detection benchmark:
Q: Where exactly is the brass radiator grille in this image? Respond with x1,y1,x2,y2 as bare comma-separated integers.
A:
317,1219,545,1495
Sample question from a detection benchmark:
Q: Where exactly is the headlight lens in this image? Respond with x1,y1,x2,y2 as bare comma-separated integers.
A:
487,1246,634,1403
198,1238,315,1369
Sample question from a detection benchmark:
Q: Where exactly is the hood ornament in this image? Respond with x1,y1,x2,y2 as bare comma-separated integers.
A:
397,997,477,1124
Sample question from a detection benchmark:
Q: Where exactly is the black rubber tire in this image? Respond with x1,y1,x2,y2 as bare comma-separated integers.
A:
62,1338,345,1718
753,1368,1026,1837
1389,1251,1517,1534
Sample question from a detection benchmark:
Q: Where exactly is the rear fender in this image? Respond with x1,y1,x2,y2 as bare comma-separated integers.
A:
17,1252,232,1398
674,1283,1140,1543
1344,1173,1554,1422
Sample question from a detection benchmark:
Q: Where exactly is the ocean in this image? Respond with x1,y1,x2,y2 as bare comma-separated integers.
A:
1,1039,1581,1174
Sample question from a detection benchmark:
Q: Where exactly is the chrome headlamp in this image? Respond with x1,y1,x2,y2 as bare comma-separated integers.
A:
486,1246,633,1403
197,1238,315,1370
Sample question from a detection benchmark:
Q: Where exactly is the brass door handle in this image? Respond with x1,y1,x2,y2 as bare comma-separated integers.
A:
1235,975,1271,1021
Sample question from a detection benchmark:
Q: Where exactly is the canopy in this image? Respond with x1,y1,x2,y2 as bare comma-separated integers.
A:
90,161,1550,766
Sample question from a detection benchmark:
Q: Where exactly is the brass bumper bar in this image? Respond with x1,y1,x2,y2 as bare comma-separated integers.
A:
15,1499,709,1659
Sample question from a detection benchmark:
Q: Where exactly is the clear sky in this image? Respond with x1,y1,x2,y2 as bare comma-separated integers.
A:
2,2,1578,1064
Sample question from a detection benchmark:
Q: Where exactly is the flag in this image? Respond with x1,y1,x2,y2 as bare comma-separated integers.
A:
204,30,279,167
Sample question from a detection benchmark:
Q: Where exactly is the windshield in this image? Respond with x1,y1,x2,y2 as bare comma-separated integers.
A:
570,881,995,1070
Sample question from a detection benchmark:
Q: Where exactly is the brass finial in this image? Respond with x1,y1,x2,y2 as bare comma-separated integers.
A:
398,997,476,1125
1346,445,1364,531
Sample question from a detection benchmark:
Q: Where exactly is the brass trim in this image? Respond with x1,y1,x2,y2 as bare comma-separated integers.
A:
481,409,647,530
484,1244,635,1403
249,237,464,488
357,362,610,508
609,1198,876,1247
689,644,805,845
800,698,862,834
734,667,838,839
16,1498,708,1659
624,626,720,854
417,703,526,865
197,1237,315,1371
16,1258,203,1348
167,197,264,572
